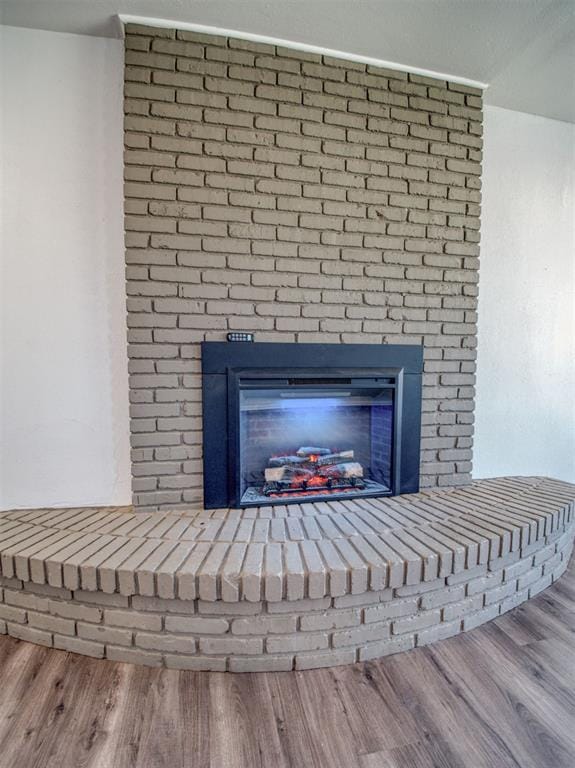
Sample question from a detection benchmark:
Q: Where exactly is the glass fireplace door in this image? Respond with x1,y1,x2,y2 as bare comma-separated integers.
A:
238,378,395,506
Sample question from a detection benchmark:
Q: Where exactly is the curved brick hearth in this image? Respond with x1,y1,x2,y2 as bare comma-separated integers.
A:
0,477,573,671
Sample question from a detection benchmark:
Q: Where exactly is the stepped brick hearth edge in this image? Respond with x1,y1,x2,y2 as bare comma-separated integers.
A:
0,476,573,672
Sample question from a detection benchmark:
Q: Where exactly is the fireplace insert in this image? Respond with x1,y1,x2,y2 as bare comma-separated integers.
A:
201,342,423,509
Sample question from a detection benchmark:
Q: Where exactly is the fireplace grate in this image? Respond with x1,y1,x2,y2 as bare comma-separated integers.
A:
263,477,365,498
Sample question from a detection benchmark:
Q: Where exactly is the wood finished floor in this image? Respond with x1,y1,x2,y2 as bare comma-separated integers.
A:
0,556,574,768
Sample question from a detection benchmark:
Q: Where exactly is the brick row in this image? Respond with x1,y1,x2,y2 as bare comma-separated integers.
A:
123,25,483,506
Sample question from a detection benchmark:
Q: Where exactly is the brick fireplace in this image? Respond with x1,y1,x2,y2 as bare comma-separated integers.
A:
123,23,482,512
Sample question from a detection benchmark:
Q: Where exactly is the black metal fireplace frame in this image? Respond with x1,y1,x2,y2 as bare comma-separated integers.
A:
201,342,423,509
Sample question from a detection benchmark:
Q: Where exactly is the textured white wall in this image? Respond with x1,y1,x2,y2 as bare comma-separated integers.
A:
0,27,131,509
474,106,575,482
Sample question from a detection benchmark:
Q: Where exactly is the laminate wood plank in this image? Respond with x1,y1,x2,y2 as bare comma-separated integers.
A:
295,667,364,768
209,673,289,768
0,640,50,744
520,636,575,689
454,627,575,766
265,672,327,768
426,640,549,768
330,663,421,756
359,738,462,768
381,645,530,768
498,595,575,647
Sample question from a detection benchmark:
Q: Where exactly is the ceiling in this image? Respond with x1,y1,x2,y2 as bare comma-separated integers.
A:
1,0,574,123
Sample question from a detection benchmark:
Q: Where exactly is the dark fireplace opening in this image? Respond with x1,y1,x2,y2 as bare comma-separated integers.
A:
201,342,423,509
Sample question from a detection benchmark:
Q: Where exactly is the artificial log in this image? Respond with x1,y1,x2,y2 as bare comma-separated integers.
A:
264,466,314,482
296,447,331,457
316,450,354,466
268,455,308,467
318,462,363,479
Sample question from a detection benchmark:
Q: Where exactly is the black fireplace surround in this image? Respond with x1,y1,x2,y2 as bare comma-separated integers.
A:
201,342,423,509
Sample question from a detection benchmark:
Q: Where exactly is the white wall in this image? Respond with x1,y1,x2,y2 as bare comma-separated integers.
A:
0,26,131,509
474,105,575,482
1,28,573,510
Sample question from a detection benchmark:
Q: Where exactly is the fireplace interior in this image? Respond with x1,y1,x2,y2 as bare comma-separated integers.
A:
201,342,423,509
239,380,394,505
